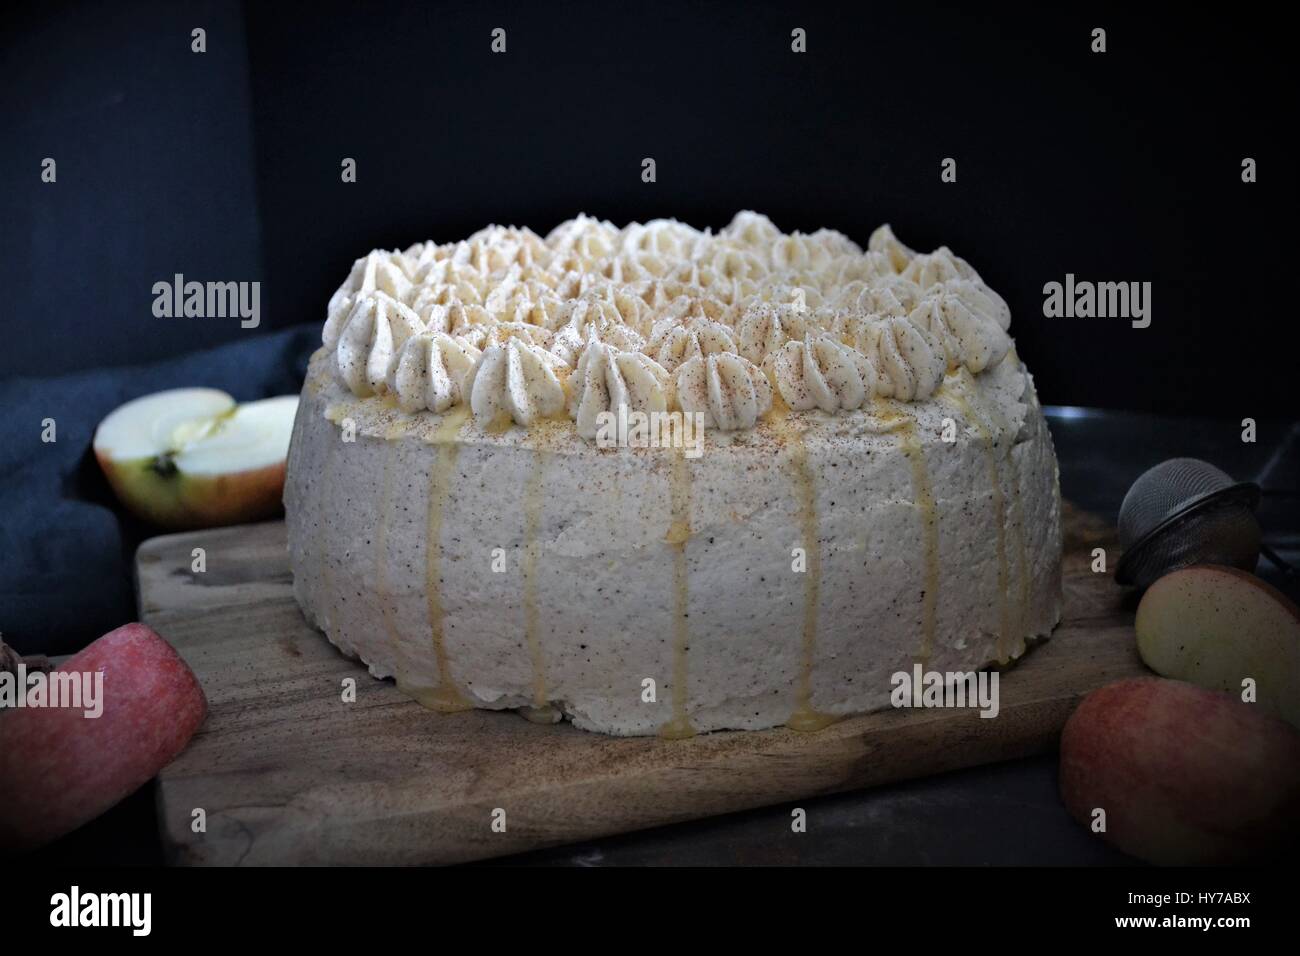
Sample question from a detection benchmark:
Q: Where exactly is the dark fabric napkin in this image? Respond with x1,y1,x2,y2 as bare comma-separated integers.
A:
0,325,319,657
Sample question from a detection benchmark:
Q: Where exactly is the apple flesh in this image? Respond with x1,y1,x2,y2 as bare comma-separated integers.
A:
0,623,207,853
1136,565,1300,729
94,388,299,530
1059,677,1300,865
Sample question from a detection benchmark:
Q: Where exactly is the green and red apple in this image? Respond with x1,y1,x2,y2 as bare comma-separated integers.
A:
1135,565,1300,729
93,388,298,530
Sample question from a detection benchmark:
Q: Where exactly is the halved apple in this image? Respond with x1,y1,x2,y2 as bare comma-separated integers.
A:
93,388,299,530
1136,565,1300,729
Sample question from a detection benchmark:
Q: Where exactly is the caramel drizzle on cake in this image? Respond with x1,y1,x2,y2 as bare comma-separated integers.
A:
659,448,695,740
772,402,839,733
871,403,940,667
947,372,1034,664
421,406,472,712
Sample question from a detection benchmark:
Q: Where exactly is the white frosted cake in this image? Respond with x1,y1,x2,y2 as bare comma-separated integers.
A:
284,212,1062,736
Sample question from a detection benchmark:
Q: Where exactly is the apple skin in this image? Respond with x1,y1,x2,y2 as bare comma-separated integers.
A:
0,623,207,853
1059,677,1300,865
1136,564,1300,729
95,449,287,530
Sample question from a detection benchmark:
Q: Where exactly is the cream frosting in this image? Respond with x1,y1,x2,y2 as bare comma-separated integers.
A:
463,338,568,426
334,292,425,397
867,224,916,273
322,212,1019,435
902,246,981,289
569,340,672,439
767,333,877,412
324,251,414,347
548,299,647,367
675,352,772,430
390,331,482,413
908,281,1012,373
647,316,738,372
735,303,818,364
853,316,947,402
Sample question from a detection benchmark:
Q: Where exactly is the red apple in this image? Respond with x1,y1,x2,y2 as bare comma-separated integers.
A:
1059,677,1300,865
0,623,207,853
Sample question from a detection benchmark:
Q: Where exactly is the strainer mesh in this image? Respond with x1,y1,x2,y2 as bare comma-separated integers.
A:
1118,457,1238,549
1119,500,1261,587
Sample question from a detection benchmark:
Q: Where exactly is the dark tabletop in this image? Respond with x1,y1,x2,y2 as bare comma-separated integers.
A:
28,407,1300,867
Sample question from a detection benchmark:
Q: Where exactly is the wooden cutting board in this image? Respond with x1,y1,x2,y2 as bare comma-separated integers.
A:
138,502,1143,865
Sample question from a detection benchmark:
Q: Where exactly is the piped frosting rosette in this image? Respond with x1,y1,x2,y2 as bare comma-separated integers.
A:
321,212,1018,436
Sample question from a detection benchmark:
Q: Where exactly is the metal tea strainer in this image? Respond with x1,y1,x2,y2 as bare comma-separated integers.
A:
1115,457,1262,589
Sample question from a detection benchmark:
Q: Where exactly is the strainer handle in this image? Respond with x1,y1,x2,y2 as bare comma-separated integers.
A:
1260,543,1296,577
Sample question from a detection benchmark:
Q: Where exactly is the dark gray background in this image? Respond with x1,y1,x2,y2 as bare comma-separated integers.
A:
2,1,1295,418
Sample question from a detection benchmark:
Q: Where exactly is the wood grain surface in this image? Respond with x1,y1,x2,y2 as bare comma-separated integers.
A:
138,503,1143,865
